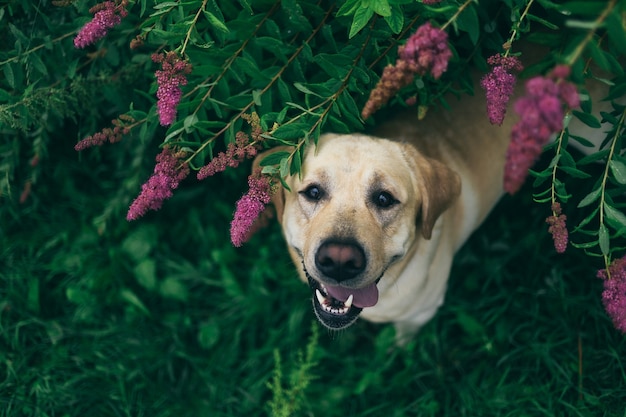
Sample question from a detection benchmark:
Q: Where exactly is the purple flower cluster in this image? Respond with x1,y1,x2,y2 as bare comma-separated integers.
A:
153,52,192,126
504,65,580,194
197,113,263,180
597,256,626,334
422,0,443,4
481,54,523,125
74,1,128,49
399,22,452,79
230,173,273,247
362,22,452,119
546,202,568,253
127,147,190,221
74,114,134,151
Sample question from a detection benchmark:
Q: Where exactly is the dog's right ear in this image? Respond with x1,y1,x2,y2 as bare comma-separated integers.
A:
252,147,290,225
401,144,461,240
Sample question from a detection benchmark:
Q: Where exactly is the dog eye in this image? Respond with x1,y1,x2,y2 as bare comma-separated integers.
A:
300,185,323,201
373,191,398,208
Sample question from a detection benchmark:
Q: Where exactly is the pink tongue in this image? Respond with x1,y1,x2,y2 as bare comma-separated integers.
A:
325,283,379,308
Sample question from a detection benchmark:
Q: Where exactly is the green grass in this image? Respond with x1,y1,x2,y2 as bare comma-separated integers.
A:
2,142,626,417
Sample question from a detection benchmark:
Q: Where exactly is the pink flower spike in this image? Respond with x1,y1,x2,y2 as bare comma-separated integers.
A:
361,21,451,119
230,174,273,247
597,256,626,334
503,66,579,194
74,1,128,49
399,22,452,80
126,147,189,221
153,52,192,126
481,55,523,125
546,202,568,253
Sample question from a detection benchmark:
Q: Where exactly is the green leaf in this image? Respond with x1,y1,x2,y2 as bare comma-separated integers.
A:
314,54,352,79
4,63,15,89
598,223,610,256
293,82,331,98
383,4,403,34
569,134,596,149
272,123,309,140
578,187,601,208
164,126,185,142
254,36,292,61
455,4,480,45
336,0,360,16
278,173,291,192
279,156,290,180
609,160,626,184
572,111,601,128
371,0,391,17
122,226,156,261
604,204,626,229
277,78,292,102
559,166,591,179
564,19,599,30
133,259,157,291
578,149,609,165
455,310,487,339
66,287,91,305
252,89,263,106
529,167,553,179
120,289,150,316
606,9,626,55
203,11,229,33
261,165,279,176
559,1,605,14
8,23,28,45
281,0,312,32
233,55,260,78
337,94,362,126
558,149,576,168
198,321,221,349
183,114,199,132
570,240,598,249
349,4,374,38
586,40,611,72
28,53,48,78
260,151,291,166
574,207,600,233
328,114,351,133
290,146,302,176
526,13,559,30
554,178,571,201
153,2,179,9
159,277,189,302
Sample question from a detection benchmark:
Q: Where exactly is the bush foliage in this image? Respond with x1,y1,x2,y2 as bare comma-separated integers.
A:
2,0,626,263
1,0,626,416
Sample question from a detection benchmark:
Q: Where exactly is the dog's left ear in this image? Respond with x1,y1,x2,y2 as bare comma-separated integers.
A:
403,145,461,239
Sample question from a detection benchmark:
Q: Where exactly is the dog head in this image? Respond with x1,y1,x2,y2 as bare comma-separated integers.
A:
261,133,461,330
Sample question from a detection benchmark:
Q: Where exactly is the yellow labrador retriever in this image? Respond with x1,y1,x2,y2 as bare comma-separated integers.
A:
260,75,609,341
261,87,516,340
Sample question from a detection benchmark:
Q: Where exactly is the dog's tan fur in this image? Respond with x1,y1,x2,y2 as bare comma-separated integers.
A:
258,70,612,341
258,86,518,339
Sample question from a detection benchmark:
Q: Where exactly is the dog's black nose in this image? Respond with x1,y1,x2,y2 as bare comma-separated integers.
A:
315,241,365,282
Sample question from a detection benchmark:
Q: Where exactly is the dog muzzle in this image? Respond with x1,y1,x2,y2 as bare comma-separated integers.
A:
307,275,379,329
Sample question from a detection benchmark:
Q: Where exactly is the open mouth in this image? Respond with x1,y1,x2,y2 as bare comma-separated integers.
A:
308,276,363,330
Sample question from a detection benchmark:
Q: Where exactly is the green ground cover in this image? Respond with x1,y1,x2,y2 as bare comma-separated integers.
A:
2,139,625,416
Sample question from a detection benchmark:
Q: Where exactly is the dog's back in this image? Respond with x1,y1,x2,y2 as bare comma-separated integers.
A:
373,88,516,250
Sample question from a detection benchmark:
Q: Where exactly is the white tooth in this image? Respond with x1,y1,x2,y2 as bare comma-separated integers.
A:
344,294,353,308
315,289,326,305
